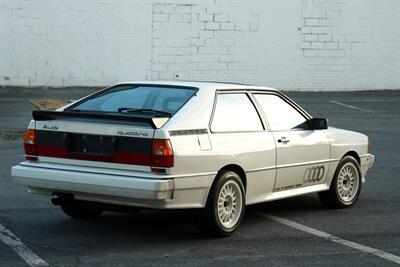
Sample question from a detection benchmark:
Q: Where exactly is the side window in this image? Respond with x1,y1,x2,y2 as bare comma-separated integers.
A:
254,94,308,131
211,93,263,132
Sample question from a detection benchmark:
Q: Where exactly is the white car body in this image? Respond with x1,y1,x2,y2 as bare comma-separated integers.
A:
12,81,374,210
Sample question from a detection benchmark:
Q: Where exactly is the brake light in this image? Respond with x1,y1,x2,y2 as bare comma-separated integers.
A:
24,129,38,160
150,139,174,168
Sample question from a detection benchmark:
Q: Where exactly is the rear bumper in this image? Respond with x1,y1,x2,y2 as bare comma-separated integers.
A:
12,162,213,209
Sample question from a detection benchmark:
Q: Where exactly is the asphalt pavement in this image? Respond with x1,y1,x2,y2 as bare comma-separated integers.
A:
0,87,399,266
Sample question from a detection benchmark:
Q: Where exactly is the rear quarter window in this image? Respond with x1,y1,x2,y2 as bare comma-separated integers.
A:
211,93,263,132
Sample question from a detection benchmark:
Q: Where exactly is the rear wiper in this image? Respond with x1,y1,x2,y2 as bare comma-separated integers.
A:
117,108,172,117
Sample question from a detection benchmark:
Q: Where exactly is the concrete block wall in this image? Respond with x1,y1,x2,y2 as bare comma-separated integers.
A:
0,0,399,90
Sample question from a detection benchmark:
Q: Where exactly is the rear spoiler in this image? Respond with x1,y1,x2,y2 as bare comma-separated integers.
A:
32,110,169,129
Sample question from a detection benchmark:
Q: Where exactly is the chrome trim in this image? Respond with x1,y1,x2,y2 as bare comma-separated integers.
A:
276,159,338,169
170,171,218,178
246,159,340,173
21,159,341,181
246,166,275,173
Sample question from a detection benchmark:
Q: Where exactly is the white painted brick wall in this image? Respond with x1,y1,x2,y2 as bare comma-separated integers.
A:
0,0,399,90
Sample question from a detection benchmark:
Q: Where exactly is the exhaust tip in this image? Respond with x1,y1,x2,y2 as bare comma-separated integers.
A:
51,197,62,206
51,192,75,206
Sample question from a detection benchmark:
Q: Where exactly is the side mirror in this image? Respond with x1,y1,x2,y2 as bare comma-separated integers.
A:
309,118,328,130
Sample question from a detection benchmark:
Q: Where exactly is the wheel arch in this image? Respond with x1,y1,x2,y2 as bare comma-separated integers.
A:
342,150,360,165
215,164,247,192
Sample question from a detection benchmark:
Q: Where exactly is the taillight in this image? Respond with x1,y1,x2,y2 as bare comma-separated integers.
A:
150,139,174,168
368,139,372,153
24,129,38,160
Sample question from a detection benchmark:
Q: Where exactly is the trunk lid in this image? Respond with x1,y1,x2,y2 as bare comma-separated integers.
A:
31,110,163,172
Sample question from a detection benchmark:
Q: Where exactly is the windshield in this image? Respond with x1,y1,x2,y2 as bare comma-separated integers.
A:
69,84,197,116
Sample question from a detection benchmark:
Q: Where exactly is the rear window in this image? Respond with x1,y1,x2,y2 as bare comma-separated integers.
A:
69,85,197,116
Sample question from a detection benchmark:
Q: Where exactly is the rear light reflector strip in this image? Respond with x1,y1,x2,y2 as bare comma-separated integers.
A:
24,130,174,169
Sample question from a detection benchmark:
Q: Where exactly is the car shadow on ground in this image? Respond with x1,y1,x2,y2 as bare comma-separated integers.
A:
249,194,325,213
34,194,327,242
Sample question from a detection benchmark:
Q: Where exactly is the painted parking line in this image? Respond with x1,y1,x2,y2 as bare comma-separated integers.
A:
346,99,400,102
262,214,400,265
330,100,373,113
0,223,48,266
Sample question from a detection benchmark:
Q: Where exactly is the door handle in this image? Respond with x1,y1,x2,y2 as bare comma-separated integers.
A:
277,137,290,144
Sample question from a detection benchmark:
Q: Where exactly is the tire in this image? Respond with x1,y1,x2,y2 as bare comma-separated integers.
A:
197,171,245,237
319,156,362,209
60,200,103,220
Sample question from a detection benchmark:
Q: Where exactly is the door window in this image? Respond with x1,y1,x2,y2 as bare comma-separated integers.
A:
254,94,308,131
211,93,263,132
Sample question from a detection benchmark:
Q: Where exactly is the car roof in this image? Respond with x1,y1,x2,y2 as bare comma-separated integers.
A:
117,80,279,92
